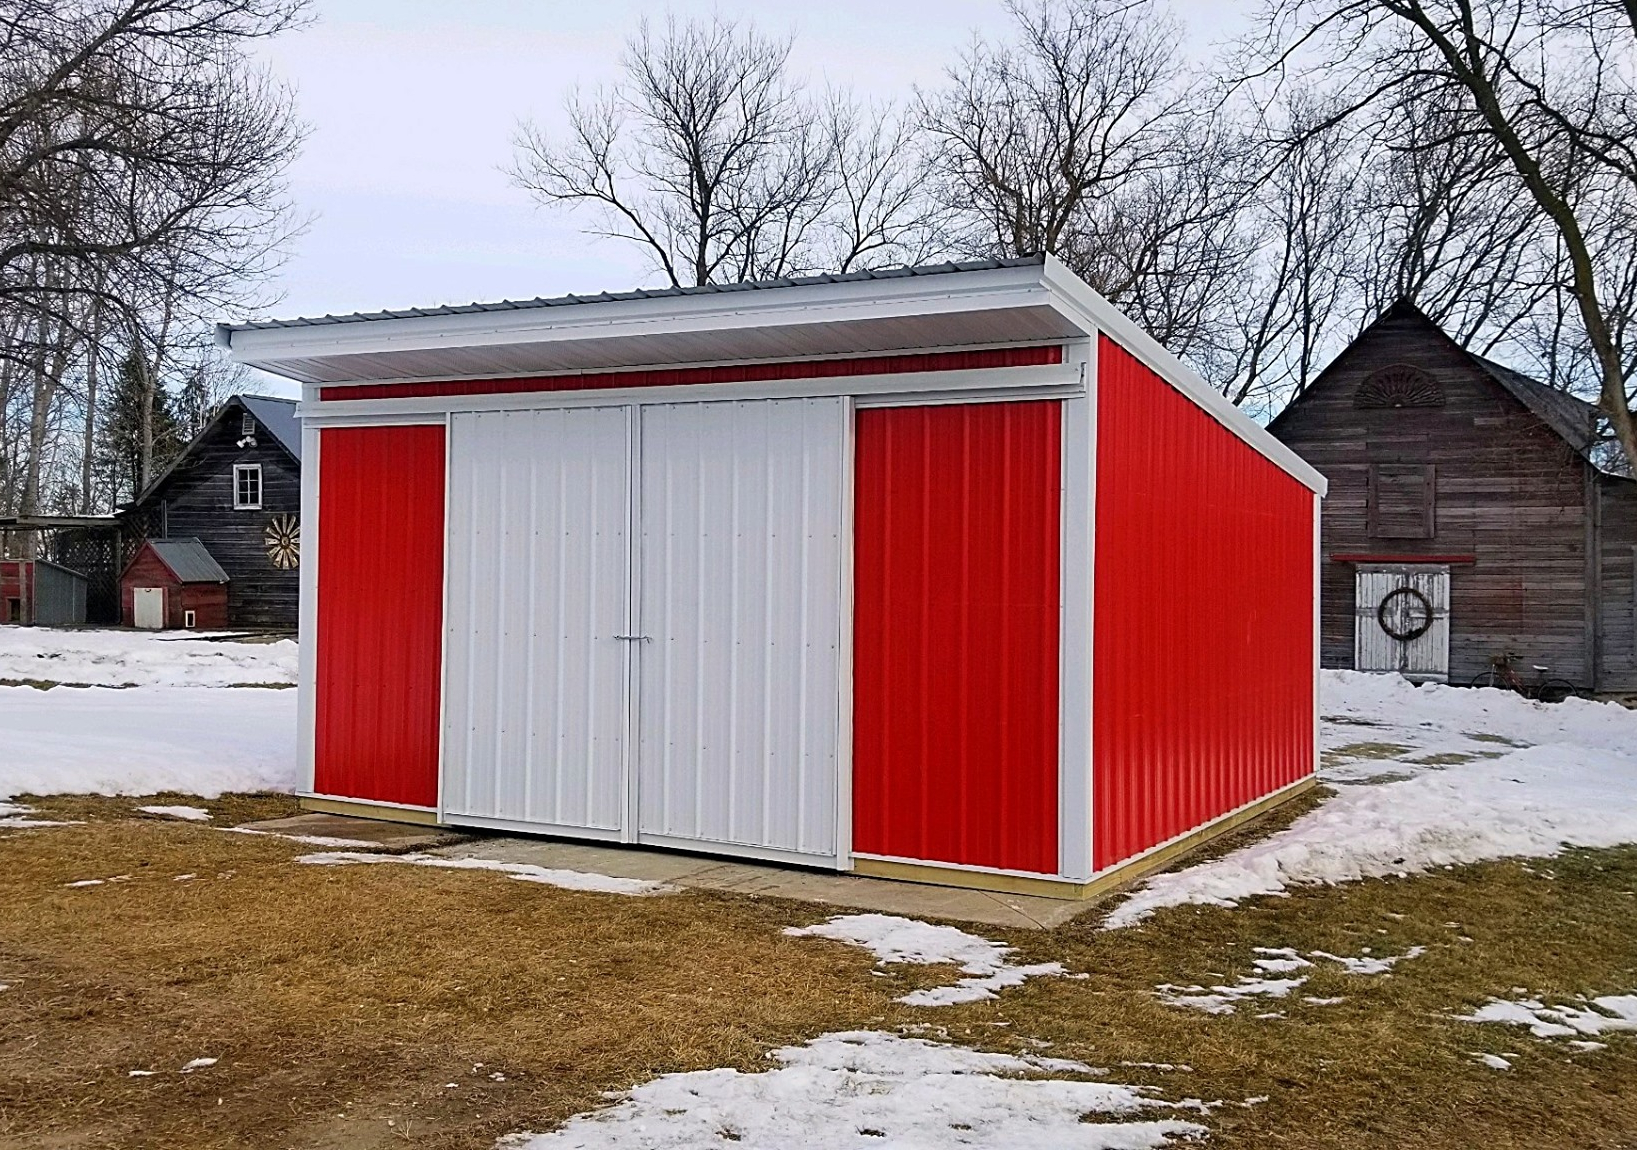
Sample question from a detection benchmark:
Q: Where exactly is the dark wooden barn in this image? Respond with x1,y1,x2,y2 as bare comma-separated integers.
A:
1268,302,1637,692
120,394,301,630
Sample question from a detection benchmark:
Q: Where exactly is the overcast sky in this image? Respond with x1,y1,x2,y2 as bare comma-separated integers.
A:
244,1,1246,394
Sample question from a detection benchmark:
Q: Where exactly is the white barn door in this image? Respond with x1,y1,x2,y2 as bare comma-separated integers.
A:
1355,564,1450,682
442,406,632,834
635,398,847,860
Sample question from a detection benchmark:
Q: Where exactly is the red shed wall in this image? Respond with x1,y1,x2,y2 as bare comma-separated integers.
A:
1092,337,1314,871
314,424,447,807
852,400,1062,874
2,561,31,623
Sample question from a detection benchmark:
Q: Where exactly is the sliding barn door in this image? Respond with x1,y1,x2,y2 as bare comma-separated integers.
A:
636,398,847,859
442,406,632,833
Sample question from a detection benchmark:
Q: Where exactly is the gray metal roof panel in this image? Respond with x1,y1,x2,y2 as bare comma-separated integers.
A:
238,394,302,462
218,256,1048,334
148,539,230,583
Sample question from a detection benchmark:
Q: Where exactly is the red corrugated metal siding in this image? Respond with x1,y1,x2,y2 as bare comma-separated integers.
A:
853,401,1062,874
314,425,446,806
319,346,1063,402
1092,337,1314,870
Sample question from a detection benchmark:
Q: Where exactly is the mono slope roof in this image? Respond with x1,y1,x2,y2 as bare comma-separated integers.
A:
218,253,1326,494
145,539,229,583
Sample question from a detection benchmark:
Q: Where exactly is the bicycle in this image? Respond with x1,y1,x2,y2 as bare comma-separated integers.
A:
1467,652,1577,703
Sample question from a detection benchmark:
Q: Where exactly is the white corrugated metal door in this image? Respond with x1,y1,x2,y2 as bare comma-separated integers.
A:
442,406,633,833
1354,565,1450,682
635,398,847,859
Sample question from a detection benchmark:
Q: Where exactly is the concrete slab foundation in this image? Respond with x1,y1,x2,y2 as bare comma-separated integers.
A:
424,836,1100,930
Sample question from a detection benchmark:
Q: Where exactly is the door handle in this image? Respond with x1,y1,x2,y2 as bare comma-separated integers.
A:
613,634,652,642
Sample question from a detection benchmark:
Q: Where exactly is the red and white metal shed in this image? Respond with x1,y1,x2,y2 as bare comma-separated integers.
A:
220,255,1326,898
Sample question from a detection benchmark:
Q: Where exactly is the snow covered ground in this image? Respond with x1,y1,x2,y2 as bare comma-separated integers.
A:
0,629,296,800
1104,671,1637,927
0,627,296,687
501,1031,1213,1150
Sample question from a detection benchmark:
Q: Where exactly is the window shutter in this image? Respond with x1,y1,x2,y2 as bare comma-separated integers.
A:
1368,464,1436,539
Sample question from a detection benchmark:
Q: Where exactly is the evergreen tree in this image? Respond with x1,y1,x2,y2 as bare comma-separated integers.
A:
100,349,185,505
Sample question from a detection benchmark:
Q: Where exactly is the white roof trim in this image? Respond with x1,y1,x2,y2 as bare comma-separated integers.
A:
225,255,1324,494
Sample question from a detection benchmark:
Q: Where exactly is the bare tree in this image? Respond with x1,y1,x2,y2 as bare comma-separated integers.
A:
0,0,307,520
1247,0,1637,474
511,14,932,287
918,0,1184,260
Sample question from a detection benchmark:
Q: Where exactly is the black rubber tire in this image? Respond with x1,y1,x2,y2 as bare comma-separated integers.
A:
1535,678,1577,704
1468,669,1506,690
1377,586,1435,642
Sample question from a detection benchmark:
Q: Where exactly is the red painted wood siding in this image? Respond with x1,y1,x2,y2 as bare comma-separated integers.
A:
318,346,1063,402
314,424,447,806
853,401,1062,874
1092,337,1315,870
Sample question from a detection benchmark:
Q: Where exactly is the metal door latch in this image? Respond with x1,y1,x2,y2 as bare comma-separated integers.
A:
613,634,652,642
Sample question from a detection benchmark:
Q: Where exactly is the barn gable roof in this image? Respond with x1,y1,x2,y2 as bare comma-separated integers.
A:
238,394,302,462
1275,300,1618,473
126,393,300,511
128,538,230,584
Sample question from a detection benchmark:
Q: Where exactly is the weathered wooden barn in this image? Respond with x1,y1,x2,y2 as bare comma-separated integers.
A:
1268,302,1637,691
120,394,301,629
220,255,1326,898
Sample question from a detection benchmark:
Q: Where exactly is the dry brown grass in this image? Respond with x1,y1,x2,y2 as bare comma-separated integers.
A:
1,815,1635,1149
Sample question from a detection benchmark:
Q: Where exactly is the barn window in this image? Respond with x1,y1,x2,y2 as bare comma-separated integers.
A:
241,411,256,436
1368,464,1436,538
234,463,263,510
1355,365,1444,408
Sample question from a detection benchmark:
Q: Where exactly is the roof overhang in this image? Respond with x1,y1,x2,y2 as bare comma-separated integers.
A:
219,260,1081,386
219,255,1326,495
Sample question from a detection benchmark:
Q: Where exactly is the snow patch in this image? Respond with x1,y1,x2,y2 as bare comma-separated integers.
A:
0,685,296,800
1472,1053,1511,1070
1157,946,1424,1014
1106,671,1637,928
499,1031,1209,1149
224,827,382,849
0,627,295,688
783,914,1070,1006
137,805,212,822
1456,994,1637,1040
181,1057,218,1072
296,851,672,896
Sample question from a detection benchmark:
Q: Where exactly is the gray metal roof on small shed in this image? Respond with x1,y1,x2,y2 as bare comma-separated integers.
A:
216,257,1050,335
147,539,230,583
238,394,302,462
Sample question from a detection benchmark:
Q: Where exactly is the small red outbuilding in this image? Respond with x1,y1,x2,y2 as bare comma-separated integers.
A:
220,255,1327,898
120,538,230,630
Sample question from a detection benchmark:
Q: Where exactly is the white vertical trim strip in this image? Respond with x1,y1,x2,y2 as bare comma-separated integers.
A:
621,404,642,843
435,411,454,823
1057,338,1097,881
834,396,858,872
1313,490,1323,779
296,404,321,795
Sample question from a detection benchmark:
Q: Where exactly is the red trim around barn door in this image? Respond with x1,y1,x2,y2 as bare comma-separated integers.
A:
852,400,1062,874
314,424,447,807
317,346,1063,402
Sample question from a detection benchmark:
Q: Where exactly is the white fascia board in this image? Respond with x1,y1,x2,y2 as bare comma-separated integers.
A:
223,263,1065,368
1039,256,1329,497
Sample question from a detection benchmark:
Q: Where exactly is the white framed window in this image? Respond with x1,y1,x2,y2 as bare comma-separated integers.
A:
183,609,197,628
234,463,262,510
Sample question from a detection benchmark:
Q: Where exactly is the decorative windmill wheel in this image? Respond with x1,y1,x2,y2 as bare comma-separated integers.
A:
265,512,300,570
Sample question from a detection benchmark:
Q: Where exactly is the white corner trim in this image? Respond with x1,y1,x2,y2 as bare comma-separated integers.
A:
1039,256,1328,497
